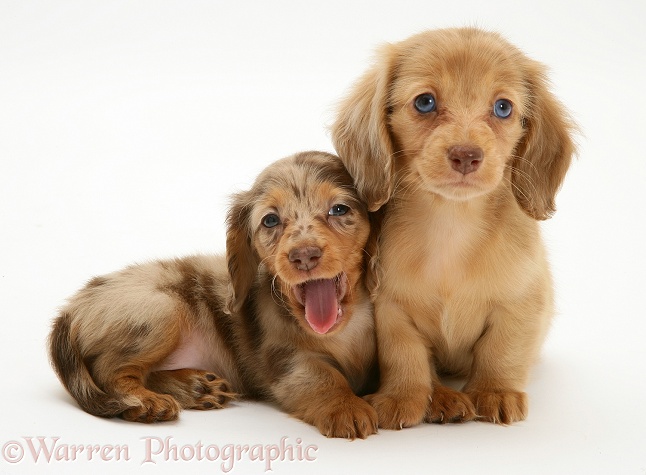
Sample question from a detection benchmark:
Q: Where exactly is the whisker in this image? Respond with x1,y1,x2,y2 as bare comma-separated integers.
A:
510,153,540,175
503,169,535,210
270,275,291,310
505,159,539,204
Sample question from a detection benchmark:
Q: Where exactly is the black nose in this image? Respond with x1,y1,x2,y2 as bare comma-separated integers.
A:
448,145,483,175
288,246,322,271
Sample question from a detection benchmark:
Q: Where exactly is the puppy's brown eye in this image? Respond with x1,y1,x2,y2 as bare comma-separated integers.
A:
414,94,437,114
262,213,280,228
328,204,350,216
494,99,513,118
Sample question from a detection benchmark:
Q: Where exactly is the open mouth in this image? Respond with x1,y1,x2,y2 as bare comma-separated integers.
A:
292,273,348,334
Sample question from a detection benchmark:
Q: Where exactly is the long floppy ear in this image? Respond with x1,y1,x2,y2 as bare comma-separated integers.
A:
225,191,259,314
512,59,577,220
331,44,399,212
363,207,385,300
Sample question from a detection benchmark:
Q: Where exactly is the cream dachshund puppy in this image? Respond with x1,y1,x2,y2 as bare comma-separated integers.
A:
49,151,379,439
332,27,576,427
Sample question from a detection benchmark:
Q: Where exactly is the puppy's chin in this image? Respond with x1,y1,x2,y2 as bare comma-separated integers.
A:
413,160,505,202
422,179,495,202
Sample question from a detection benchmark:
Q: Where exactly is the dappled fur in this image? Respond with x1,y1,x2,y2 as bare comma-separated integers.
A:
49,151,378,439
332,28,575,428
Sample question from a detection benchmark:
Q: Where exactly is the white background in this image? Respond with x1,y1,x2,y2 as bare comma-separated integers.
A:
1,1,645,474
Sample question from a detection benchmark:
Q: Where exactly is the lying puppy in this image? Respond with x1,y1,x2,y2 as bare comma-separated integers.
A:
332,27,576,427
49,151,378,439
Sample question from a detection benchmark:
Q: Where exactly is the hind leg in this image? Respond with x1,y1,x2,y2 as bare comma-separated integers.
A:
146,369,236,410
93,315,186,423
106,366,182,423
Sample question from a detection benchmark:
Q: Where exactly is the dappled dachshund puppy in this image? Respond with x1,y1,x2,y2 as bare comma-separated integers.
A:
49,151,378,439
332,27,576,428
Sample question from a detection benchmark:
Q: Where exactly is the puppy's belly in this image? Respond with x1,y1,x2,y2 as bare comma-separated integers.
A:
417,302,487,376
433,343,474,377
154,327,234,381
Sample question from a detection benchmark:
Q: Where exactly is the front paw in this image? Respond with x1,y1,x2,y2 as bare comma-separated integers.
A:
364,388,429,430
466,390,528,424
309,396,378,439
425,385,477,424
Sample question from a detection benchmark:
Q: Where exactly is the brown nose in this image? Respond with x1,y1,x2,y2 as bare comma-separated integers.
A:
448,145,483,175
288,246,322,271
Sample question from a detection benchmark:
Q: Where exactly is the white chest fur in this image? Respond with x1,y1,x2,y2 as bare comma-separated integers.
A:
378,190,548,369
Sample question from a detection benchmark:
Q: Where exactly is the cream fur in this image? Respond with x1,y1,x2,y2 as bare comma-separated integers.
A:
332,27,576,427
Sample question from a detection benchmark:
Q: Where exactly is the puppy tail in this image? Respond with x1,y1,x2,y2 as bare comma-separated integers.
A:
48,311,128,417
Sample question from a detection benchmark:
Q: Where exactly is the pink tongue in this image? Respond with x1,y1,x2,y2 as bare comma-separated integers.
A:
304,279,338,334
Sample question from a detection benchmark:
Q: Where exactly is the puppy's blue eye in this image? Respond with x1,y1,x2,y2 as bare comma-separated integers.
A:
328,204,350,216
414,94,437,114
262,213,280,228
494,99,513,119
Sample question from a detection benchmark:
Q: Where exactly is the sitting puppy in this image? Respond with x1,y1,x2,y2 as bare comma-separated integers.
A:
332,28,576,427
49,151,378,439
